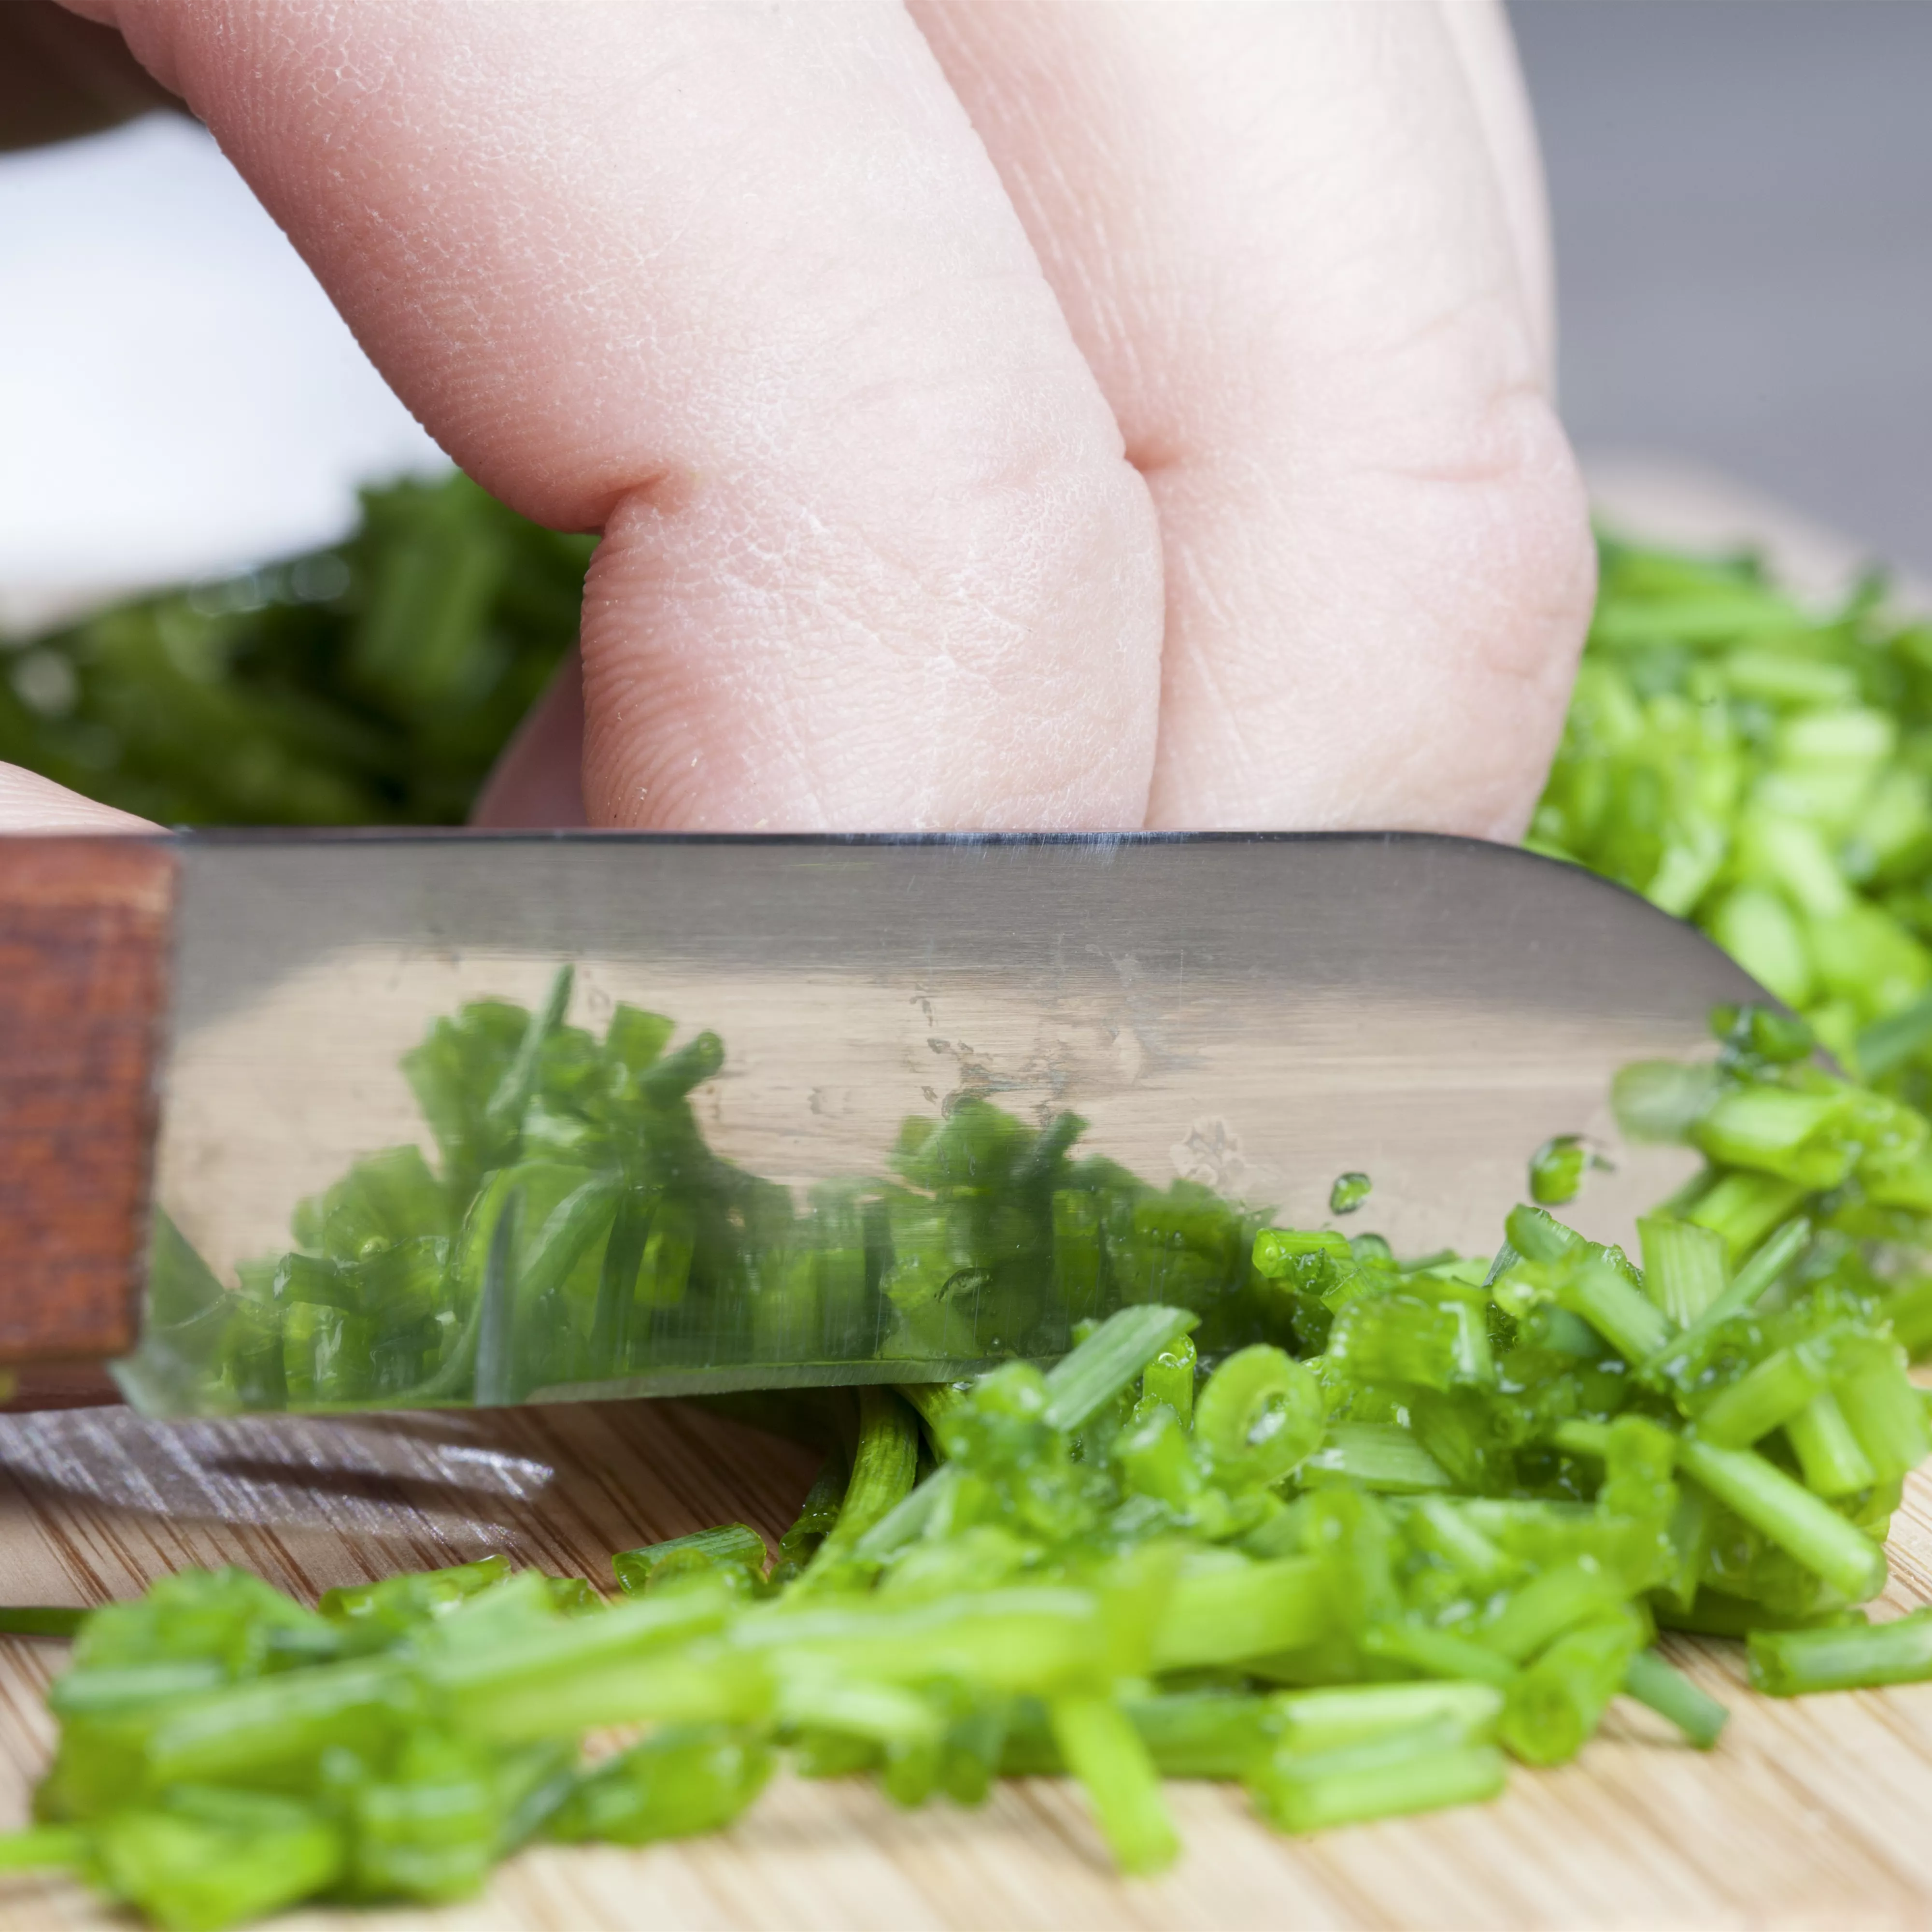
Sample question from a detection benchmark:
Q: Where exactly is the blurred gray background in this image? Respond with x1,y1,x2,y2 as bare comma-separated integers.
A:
1512,0,1932,575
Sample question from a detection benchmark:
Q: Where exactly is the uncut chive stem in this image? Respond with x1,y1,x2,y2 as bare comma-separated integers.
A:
1623,1648,1728,1748
851,1465,955,1563
1677,1437,1888,1601
1748,1608,1932,1694
806,1389,918,1567
894,1382,966,1457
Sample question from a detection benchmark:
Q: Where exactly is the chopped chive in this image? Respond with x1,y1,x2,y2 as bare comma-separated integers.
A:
1149,1558,1329,1673
1677,1438,1888,1601
1328,1172,1373,1216
1694,1346,1824,1449
1637,1216,1729,1325
1530,1136,1591,1207
1749,1609,1932,1695
1041,1305,1197,1432
1138,1335,1197,1428
1666,1216,1811,1363
1559,1254,1674,1364
1270,1682,1503,1753
613,1524,767,1597
483,966,574,1141
1623,1648,1729,1748
1049,1696,1179,1875
1251,1733,1507,1833
1782,1389,1878,1498
1301,1423,1454,1493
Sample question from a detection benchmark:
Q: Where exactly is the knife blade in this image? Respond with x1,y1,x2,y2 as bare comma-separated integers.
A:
0,831,1761,1416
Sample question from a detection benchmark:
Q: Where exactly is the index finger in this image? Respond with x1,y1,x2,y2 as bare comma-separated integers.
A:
63,0,1163,831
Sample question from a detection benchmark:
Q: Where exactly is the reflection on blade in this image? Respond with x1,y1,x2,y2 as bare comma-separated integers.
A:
128,832,1764,1417
125,967,1267,1416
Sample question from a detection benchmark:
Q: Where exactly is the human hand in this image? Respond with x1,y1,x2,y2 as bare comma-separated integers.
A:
20,0,1591,838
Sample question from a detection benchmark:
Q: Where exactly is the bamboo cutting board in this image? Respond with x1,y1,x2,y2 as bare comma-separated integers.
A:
2,1395,1932,1932
5,462,1932,1932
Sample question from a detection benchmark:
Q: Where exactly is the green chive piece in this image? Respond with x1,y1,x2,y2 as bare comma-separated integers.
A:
1637,1216,1729,1325
1749,1609,1932,1695
1250,1733,1507,1833
613,1525,767,1597
1328,1172,1372,1216
1048,1696,1179,1875
1623,1648,1729,1748
1041,1305,1198,1432
1529,1136,1591,1207
1677,1437,1888,1601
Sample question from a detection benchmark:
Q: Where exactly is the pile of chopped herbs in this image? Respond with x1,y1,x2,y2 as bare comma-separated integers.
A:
1535,533,1932,1097
8,996,1932,1928
0,474,591,825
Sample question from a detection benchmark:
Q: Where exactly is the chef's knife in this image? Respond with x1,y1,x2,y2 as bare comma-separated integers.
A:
0,831,1761,1416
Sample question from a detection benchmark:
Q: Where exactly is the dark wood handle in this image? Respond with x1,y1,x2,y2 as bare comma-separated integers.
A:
0,838,176,1367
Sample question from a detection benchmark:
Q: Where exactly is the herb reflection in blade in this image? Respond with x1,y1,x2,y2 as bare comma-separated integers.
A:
127,969,1273,1415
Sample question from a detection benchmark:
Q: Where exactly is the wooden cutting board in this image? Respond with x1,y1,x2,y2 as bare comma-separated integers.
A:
2,1395,1932,1932
5,459,1931,1932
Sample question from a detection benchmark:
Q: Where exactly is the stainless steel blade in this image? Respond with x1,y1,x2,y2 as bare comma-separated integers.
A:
128,831,1760,1414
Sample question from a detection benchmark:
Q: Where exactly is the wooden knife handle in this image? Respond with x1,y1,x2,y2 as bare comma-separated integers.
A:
0,838,176,1368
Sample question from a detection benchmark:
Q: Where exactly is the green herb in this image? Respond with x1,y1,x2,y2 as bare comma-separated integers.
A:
1529,1136,1591,1206
1328,1172,1372,1215
123,994,1266,1417
21,999,1932,1922
0,474,592,826
1535,534,1932,1120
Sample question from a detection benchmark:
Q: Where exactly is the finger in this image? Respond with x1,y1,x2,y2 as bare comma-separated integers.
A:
912,0,1594,838
63,0,1163,832
0,762,156,831
1440,0,1555,385
470,651,588,830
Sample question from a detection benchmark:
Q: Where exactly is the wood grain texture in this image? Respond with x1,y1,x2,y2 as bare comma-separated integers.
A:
0,1394,1930,1932
0,838,174,1364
